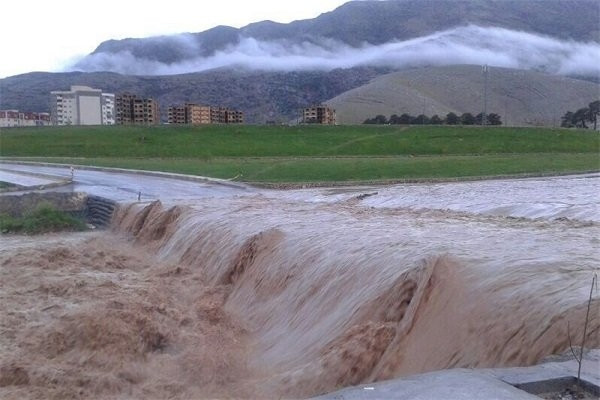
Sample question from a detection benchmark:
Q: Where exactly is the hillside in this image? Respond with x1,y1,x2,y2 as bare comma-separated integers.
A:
0,67,388,123
87,0,599,66
327,65,600,126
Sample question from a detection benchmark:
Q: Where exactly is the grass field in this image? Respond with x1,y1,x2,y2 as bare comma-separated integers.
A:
1,125,598,183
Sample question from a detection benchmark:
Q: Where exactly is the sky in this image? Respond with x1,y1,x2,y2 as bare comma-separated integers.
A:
0,0,350,79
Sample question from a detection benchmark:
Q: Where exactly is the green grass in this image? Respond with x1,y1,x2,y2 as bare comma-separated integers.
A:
12,154,599,183
0,204,87,234
1,125,598,183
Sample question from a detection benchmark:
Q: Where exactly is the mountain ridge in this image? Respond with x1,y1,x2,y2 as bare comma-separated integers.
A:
83,0,599,69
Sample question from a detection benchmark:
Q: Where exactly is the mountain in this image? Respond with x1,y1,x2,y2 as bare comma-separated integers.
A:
1,0,598,125
86,0,599,66
0,67,389,124
326,65,600,126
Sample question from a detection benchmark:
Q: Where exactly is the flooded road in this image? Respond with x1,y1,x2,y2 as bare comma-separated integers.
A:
275,173,600,222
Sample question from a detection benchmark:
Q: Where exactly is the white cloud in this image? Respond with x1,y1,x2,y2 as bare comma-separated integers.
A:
69,25,600,77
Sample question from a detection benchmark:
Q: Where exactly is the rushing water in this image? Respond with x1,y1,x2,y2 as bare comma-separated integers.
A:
275,173,600,222
111,173,599,397
2,174,598,399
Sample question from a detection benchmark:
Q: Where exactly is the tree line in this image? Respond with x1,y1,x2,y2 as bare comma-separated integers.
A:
363,112,502,125
561,101,599,130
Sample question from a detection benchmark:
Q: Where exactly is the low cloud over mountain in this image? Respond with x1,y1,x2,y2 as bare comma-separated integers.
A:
71,26,600,77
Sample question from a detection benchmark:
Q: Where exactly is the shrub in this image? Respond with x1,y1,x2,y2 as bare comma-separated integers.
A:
0,204,86,234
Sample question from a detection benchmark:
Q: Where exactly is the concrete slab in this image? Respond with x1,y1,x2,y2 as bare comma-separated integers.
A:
312,369,539,400
314,351,600,400
0,169,60,187
489,349,600,389
0,162,250,202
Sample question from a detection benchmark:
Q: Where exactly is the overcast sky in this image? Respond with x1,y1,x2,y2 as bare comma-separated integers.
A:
0,0,350,79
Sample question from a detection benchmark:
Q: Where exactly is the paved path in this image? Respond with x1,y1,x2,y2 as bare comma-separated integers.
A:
0,162,251,202
0,169,62,187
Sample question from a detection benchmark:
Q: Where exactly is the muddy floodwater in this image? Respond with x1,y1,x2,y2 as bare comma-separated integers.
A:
1,174,598,399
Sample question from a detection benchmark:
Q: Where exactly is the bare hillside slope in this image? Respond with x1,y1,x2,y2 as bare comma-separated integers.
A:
327,65,600,126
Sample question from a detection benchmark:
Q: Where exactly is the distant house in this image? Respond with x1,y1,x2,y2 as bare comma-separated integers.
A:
167,104,244,125
115,94,160,125
0,110,51,127
50,86,114,126
303,105,336,125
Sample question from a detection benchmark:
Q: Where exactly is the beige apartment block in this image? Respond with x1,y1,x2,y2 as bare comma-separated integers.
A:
303,105,336,125
50,86,115,126
187,104,212,124
167,104,243,125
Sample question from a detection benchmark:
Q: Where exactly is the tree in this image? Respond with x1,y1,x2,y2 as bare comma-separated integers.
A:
475,113,487,125
587,100,599,130
430,115,443,125
561,111,575,128
445,112,459,125
363,114,388,124
573,108,589,129
460,113,476,125
398,113,412,124
414,114,430,125
389,114,400,124
487,113,502,125
374,114,388,124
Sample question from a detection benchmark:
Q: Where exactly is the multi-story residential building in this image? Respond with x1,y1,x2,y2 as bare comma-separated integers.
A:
210,106,228,124
167,105,187,125
50,86,114,126
303,105,336,125
187,104,212,124
226,109,244,124
102,93,115,125
167,104,243,125
115,94,160,125
0,110,51,127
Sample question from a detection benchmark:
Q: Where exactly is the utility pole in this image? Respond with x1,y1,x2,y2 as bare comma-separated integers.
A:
482,65,489,126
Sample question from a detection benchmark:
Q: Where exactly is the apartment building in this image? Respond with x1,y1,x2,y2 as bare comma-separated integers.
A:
167,104,243,125
187,104,212,124
225,109,244,124
0,110,51,127
303,105,336,125
115,94,160,125
102,93,115,125
50,86,114,126
167,105,187,124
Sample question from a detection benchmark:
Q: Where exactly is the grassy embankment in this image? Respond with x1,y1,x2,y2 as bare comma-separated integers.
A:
1,124,598,183
0,204,86,234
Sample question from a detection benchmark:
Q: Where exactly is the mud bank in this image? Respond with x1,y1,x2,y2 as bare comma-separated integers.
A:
1,194,598,399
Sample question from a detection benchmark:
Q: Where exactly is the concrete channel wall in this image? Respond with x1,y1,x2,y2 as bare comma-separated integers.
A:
86,195,117,228
0,192,116,228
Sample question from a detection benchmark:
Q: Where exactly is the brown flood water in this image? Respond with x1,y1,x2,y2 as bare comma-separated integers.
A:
1,193,598,399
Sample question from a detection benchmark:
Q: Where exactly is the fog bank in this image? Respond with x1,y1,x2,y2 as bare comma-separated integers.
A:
70,25,600,77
